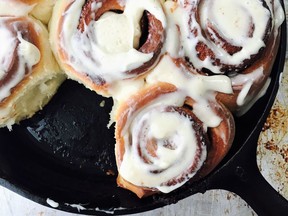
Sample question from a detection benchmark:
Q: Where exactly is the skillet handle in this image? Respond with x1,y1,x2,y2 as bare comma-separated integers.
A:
206,133,288,216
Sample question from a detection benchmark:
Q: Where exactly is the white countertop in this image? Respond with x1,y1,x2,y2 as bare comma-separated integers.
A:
1,2,287,216
0,187,257,216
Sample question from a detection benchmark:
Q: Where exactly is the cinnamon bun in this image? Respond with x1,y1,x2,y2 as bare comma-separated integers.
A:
49,0,166,97
162,0,284,113
115,83,235,198
0,16,65,128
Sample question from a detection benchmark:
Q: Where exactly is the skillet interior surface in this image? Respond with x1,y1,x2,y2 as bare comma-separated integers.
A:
0,7,287,216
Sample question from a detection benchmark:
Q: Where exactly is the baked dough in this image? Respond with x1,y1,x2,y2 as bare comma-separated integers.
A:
49,0,166,97
0,15,65,128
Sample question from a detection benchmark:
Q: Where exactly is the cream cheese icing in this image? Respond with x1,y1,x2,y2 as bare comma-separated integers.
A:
146,55,232,127
119,91,207,193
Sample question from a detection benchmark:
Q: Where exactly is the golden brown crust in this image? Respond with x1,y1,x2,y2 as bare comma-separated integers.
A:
117,175,158,198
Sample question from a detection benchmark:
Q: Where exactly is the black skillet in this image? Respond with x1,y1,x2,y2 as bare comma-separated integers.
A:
0,6,287,216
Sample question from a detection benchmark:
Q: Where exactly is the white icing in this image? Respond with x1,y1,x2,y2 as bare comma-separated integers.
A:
91,2,102,11
120,93,206,193
46,198,59,208
0,27,17,80
163,0,271,74
202,1,251,46
162,1,188,58
273,0,285,34
60,0,166,84
108,77,145,102
94,12,135,53
65,203,87,211
0,18,41,102
94,206,127,214
236,77,271,116
231,67,265,107
237,81,253,106
99,100,105,107
18,33,41,69
121,91,187,134
146,55,232,127
231,67,264,87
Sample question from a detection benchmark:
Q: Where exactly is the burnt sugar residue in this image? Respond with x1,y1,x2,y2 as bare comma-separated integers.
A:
257,60,288,200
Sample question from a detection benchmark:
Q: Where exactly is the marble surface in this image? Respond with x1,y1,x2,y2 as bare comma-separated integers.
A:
0,2,287,216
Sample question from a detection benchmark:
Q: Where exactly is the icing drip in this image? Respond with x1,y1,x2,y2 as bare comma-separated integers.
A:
146,55,232,127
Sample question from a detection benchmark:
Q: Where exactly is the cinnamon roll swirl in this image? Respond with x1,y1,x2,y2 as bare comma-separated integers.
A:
115,83,235,198
0,16,65,128
163,0,284,112
49,0,166,97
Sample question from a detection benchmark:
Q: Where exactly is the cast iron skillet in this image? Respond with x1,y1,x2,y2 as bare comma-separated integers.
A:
0,8,287,216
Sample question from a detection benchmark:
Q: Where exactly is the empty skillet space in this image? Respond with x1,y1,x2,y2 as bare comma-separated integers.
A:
20,80,116,172
0,81,121,206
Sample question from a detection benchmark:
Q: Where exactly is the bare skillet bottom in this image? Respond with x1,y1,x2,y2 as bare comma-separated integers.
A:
0,9,287,216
